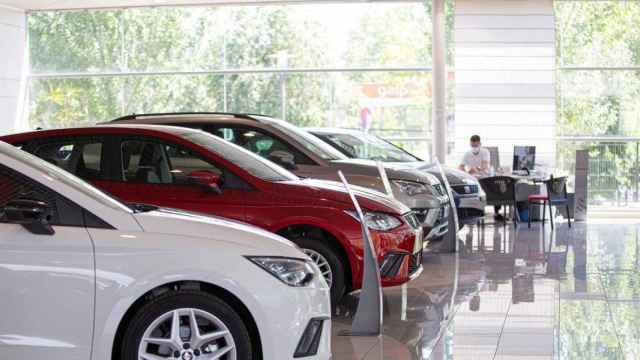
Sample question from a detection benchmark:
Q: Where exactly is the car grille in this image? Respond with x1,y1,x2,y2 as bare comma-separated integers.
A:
411,209,428,224
404,212,421,229
452,184,479,195
408,251,423,276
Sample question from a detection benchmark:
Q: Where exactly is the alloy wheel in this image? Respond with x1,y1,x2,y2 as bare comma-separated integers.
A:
138,308,236,360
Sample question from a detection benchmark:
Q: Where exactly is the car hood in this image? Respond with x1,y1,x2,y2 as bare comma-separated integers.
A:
133,207,302,256
278,178,411,215
386,161,479,186
330,159,442,186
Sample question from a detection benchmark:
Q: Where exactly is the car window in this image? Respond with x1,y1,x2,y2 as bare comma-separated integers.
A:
210,126,315,166
1,141,131,213
180,131,298,182
316,132,420,163
121,139,222,185
0,164,87,227
34,140,104,181
254,117,348,161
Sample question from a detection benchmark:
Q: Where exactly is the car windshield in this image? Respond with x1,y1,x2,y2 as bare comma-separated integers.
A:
313,131,421,163
0,141,132,213
255,116,348,161
181,131,299,182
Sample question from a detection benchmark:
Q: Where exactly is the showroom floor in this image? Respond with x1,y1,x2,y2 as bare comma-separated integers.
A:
331,218,640,359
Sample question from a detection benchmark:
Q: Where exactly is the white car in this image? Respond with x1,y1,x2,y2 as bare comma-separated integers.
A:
0,140,331,360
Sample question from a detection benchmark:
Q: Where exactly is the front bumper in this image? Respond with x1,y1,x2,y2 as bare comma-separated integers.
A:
413,204,450,240
373,217,423,288
251,272,332,360
454,193,486,223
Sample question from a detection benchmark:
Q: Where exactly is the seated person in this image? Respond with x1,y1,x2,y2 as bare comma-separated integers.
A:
459,135,503,221
459,135,490,178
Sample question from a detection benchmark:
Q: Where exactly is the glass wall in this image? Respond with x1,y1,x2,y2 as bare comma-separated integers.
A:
27,1,447,159
555,1,640,206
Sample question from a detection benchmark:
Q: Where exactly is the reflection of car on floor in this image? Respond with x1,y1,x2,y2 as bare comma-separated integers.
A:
105,113,450,241
0,140,332,360
2,125,423,303
308,128,487,228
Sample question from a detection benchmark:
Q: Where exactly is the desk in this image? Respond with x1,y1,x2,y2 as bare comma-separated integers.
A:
479,174,548,221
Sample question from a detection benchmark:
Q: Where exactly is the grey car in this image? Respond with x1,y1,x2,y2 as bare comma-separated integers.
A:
307,127,486,226
106,112,451,241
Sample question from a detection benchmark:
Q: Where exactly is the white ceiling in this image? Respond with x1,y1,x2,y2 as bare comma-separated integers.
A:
0,0,322,11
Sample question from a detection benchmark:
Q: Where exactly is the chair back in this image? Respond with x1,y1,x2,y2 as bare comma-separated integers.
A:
544,176,568,202
479,176,517,205
485,146,500,169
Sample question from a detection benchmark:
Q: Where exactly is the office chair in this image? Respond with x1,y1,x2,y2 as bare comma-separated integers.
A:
527,176,572,229
479,176,519,225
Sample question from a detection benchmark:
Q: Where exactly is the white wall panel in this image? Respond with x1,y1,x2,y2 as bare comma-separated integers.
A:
456,0,553,15
456,111,555,125
456,44,555,57
0,6,26,135
456,70,554,84
456,29,554,43
456,56,555,70
456,15,554,29
457,84,555,99
453,0,556,169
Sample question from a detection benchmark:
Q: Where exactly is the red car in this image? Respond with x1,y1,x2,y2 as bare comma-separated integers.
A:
2,125,423,302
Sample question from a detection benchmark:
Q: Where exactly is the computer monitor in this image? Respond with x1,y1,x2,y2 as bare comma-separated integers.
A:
513,146,536,172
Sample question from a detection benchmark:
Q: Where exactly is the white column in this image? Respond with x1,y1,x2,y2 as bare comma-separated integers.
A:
431,0,447,163
453,0,556,169
0,6,26,135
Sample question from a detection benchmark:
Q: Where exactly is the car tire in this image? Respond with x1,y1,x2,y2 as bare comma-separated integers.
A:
120,289,253,360
292,236,346,304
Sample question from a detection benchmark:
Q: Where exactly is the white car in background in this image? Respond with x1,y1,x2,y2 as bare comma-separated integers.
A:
0,140,331,360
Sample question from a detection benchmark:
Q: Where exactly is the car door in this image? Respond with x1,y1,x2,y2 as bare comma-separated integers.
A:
104,136,247,221
0,164,94,360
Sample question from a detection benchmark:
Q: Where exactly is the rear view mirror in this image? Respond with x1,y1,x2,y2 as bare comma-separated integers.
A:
188,170,223,194
268,151,298,171
3,198,55,235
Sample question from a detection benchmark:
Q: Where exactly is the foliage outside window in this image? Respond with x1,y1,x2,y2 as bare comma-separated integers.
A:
27,2,453,159
555,1,640,205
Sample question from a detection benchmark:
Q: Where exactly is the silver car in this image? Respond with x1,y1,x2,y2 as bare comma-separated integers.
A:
106,113,451,241
308,127,486,226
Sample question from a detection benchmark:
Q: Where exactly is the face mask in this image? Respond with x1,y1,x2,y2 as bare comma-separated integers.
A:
471,146,480,155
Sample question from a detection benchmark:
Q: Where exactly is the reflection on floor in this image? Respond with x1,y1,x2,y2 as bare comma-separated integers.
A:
331,218,640,359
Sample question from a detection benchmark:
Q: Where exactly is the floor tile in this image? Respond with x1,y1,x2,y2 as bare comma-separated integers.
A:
558,300,624,359
330,219,640,359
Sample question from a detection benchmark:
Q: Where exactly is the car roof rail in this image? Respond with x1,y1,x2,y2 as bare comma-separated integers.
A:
108,112,273,123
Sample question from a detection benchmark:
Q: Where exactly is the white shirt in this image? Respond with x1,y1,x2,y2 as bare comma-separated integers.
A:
461,148,490,175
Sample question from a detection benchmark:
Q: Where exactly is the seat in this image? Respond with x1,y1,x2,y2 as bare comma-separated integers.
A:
479,176,519,225
527,176,571,229
527,194,548,201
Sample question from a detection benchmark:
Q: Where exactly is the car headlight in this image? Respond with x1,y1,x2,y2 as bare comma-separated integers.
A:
345,210,402,231
392,179,431,197
246,256,315,287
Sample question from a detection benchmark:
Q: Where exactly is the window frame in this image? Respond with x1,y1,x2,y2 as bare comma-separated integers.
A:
113,135,252,191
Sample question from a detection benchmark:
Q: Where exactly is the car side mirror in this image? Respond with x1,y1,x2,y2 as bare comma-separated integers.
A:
3,198,55,235
267,151,298,171
188,170,223,194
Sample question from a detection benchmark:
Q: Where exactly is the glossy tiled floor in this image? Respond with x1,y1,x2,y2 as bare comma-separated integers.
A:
331,217,640,359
